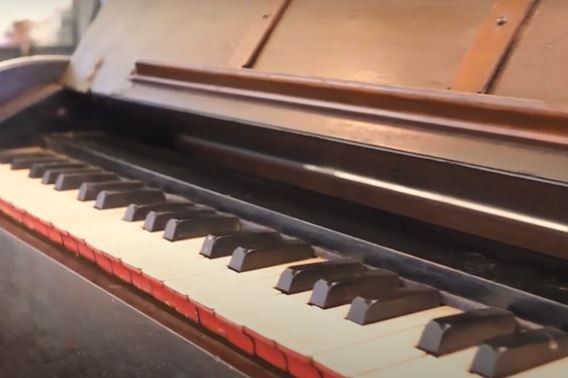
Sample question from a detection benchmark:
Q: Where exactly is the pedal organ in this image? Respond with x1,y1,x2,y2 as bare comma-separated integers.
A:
2,1,568,377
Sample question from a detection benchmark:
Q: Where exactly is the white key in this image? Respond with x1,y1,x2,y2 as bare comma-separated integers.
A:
216,290,460,357
354,346,479,377
512,356,568,377
315,327,427,377
0,167,124,222
166,258,323,307
357,355,476,378
442,348,478,372
145,256,233,281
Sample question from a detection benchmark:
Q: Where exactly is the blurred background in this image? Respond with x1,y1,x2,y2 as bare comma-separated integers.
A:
0,0,100,61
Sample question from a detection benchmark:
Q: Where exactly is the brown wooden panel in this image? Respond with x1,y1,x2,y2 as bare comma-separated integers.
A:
254,0,493,89
451,0,536,93
64,0,281,94
493,0,568,104
229,0,291,68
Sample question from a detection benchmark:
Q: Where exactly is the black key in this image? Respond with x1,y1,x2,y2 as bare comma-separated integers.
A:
56,172,119,191
11,156,63,170
123,202,194,222
29,161,86,178
275,260,367,294
308,269,401,309
164,215,241,241
347,285,441,325
228,240,315,272
0,150,50,164
95,188,165,209
200,231,282,259
471,327,568,378
143,207,215,232
42,167,102,184
418,308,517,356
78,180,144,201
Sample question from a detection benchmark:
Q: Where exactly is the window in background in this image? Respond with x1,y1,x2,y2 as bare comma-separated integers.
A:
0,0,100,61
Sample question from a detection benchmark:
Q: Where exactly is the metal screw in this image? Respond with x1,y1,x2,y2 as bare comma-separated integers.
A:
496,16,507,26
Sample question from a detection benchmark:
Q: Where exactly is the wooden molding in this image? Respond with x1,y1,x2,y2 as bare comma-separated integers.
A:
133,60,568,149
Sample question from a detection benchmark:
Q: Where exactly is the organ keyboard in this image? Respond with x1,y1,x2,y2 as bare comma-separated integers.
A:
1,147,568,378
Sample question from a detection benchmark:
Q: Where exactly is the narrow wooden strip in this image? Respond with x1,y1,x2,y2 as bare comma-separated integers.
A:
229,0,291,68
451,0,537,93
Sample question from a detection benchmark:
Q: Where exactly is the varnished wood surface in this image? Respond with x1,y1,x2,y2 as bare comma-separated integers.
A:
63,0,284,94
230,0,291,68
253,0,492,89
493,0,568,104
63,0,568,105
451,0,536,93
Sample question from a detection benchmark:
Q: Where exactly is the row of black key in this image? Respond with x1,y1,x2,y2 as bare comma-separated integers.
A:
124,201,242,241
7,148,568,378
8,150,248,243
128,202,317,269
196,213,568,377
418,308,568,377
201,231,439,317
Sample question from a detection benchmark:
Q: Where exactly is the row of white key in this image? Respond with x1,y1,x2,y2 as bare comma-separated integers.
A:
1,161,567,378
